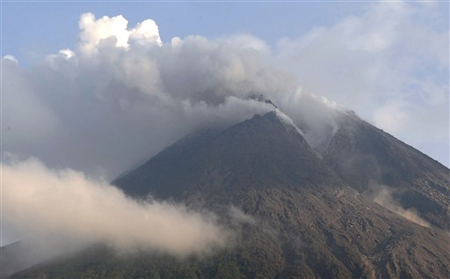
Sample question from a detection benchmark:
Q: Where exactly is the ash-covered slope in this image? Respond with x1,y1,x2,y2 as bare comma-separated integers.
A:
324,112,450,230
16,111,450,279
113,111,342,202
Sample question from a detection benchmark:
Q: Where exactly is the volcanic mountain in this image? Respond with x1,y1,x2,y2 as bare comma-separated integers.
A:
14,110,450,279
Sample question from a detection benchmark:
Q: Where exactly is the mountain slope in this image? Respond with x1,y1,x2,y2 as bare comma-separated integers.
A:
113,111,343,202
324,112,450,230
14,111,450,279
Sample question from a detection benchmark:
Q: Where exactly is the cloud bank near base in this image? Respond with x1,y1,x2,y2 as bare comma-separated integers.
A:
2,157,230,274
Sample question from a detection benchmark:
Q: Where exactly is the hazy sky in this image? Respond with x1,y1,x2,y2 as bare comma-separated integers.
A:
2,1,449,169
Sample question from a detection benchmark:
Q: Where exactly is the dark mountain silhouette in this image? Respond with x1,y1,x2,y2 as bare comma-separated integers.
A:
13,110,450,279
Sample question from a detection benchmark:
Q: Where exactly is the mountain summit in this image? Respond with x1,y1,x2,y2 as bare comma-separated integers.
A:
15,111,450,279
113,111,342,201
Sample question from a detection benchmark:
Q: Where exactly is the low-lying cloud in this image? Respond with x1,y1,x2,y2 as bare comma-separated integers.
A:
2,158,230,275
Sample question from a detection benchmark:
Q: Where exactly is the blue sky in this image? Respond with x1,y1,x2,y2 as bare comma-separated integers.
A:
2,1,449,171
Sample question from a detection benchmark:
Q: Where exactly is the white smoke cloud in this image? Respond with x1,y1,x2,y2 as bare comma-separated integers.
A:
3,12,340,180
2,158,229,274
78,13,162,54
3,54,18,64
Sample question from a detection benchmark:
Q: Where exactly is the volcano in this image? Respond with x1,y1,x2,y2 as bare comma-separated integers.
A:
13,110,450,279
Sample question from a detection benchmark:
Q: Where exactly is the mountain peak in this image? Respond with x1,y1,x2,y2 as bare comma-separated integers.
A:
113,110,339,200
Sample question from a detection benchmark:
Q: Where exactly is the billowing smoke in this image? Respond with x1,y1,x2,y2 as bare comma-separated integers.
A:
2,13,339,180
2,157,230,275
372,186,430,228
